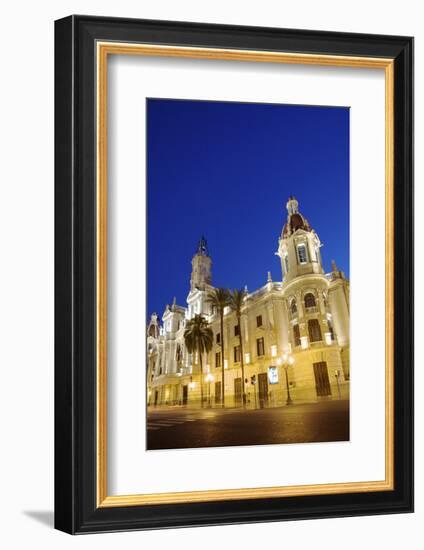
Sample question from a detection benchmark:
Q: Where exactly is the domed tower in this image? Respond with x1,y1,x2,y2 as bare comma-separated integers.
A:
147,312,160,339
277,197,338,361
276,196,324,283
147,312,161,386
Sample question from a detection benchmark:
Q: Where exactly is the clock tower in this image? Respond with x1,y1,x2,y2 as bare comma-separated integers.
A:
190,236,212,291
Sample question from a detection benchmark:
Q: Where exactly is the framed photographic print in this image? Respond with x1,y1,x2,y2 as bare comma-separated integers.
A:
54,15,413,533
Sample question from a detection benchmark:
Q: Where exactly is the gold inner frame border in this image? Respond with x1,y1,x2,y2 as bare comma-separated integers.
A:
96,42,394,508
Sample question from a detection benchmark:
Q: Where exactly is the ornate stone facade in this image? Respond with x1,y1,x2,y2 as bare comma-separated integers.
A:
147,198,350,407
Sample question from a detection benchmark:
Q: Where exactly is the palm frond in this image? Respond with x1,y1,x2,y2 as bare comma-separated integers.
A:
205,287,230,312
183,314,213,356
228,288,246,316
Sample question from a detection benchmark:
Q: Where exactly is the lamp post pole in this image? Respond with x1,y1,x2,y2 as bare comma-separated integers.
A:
281,354,294,406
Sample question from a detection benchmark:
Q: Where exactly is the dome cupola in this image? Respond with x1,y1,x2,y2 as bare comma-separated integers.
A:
282,196,312,238
276,197,323,282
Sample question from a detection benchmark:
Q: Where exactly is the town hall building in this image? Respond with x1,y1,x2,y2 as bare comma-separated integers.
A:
147,196,350,408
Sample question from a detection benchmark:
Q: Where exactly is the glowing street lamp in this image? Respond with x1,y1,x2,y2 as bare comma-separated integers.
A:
281,354,295,405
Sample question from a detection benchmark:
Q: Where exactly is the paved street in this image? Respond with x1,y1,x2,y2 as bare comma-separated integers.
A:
147,400,349,450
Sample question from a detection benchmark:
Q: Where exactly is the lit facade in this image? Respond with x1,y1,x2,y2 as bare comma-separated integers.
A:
147,197,349,407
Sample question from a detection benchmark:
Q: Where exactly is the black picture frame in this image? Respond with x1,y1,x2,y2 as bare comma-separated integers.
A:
55,15,413,534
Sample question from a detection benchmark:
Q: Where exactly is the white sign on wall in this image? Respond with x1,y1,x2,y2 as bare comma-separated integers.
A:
268,367,279,385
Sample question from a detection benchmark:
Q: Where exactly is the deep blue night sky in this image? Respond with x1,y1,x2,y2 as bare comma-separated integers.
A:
147,98,349,318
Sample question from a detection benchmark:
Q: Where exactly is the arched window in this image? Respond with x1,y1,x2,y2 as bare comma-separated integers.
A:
290,299,297,315
304,292,316,308
308,319,322,342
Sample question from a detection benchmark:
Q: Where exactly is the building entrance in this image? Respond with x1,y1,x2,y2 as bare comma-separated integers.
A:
215,381,222,404
313,361,332,397
258,372,269,407
182,385,188,405
234,377,242,405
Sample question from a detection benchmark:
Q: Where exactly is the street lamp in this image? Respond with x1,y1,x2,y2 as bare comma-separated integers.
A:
334,369,341,399
205,373,214,407
281,353,295,406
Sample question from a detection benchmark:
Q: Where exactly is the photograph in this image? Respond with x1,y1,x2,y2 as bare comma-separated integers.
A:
146,98,350,450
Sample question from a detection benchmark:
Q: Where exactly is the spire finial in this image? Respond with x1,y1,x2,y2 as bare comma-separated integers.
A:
286,196,299,215
196,235,209,256
267,271,273,283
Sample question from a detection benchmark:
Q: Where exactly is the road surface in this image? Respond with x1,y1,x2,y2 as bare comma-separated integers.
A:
146,400,349,450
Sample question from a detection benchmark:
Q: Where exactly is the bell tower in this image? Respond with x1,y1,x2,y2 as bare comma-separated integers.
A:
276,197,324,283
190,236,212,291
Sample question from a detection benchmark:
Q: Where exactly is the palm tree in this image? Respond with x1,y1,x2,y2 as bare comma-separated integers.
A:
206,288,230,407
184,314,213,408
228,288,247,407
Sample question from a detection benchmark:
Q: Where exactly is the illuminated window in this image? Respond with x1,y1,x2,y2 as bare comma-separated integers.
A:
297,243,308,264
293,324,301,347
304,293,316,308
308,319,322,342
256,337,265,357
271,344,277,357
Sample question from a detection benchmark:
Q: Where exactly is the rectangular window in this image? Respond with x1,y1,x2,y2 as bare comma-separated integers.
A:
234,324,240,336
234,345,241,363
308,319,322,342
293,324,301,347
297,243,308,264
215,351,221,369
256,314,263,328
256,337,265,357
216,332,221,344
